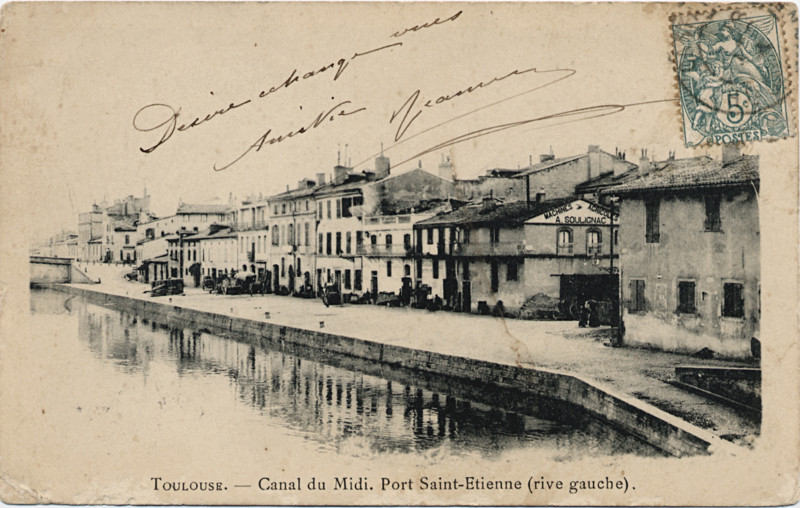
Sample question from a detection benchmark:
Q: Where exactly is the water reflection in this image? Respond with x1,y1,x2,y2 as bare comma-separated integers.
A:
31,289,658,458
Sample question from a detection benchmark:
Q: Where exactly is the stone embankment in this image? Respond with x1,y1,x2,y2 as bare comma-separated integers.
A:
52,283,743,458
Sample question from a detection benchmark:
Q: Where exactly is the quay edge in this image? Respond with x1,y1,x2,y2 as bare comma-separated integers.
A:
49,283,738,458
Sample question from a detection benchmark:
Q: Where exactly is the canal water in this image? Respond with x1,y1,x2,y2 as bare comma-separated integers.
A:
29,288,659,466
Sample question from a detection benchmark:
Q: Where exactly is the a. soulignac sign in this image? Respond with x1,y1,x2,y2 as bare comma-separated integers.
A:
526,200,618,226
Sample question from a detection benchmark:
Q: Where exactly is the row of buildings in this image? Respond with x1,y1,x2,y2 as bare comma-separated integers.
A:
35,144,760,358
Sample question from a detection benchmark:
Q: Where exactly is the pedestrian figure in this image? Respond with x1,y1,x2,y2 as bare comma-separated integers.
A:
579,300,591,327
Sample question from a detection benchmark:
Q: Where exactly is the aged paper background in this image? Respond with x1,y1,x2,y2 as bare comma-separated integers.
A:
0,2,798,505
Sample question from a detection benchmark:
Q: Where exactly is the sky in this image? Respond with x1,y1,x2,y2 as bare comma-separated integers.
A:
0,2,788,243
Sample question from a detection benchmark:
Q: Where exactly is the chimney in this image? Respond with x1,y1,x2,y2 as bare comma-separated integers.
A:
540,153,555,163
481,196,497,213
588,144,601,180
535,188,546,203
333,165,348,184
722,144,742,164
374,143,390,180
438,154,453,181
668,150,676,161
297,180,304,190
638,149,651,176
316,172,326,186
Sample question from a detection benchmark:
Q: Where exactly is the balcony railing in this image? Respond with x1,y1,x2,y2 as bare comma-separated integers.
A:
236,219,268,231
452,241,526,257
356,244,414,257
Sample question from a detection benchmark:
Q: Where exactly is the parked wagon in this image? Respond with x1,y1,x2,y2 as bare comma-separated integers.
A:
149,278,184,297
321,283,341,306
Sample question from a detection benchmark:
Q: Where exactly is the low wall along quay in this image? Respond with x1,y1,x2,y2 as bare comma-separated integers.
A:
52,284,735,458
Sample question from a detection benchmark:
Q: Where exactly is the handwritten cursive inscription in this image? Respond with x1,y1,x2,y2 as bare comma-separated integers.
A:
213,99,367,171
132,42,401,155
390,10,463,38
395,99,678,166
389,67,573,142
132,100,251,154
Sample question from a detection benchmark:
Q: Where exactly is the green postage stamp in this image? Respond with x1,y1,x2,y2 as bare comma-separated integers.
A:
673,15,789,146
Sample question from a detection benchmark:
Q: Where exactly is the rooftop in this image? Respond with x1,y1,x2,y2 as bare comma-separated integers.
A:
603,155,759,196
415,197,576,228
192,225,237,240
176,203,231,215
514,154,587,178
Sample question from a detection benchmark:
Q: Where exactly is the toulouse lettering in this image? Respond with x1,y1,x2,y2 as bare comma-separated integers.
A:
151,477,225,491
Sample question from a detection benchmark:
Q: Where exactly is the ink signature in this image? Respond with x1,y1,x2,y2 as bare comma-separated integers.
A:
213,99,367,171
132,8,672,175
393,99,679,167
390,10,462,38
131,42,401,154
389,67,575,142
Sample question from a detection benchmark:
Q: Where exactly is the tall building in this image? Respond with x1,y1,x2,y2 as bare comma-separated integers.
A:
605,146,760,358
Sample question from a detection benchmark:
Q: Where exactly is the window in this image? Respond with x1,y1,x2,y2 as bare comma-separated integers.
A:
404,264,411,277
296,258,301,275
490,261,499,293
427,228,434,245
342,197,352,218
346,232,352,254
677,281,696,313
587,229,602,255
416,259,423,279
645,199,660,243
490,227,500,244
557,228,573,255
403,234,411,251
463,228,470,243
125,234,130,245
326,233,332,255
287,224,294,246
385,234,392,247
344,269,351,289
507,260,518,281
281,257,285,277
386,261,392,277
462,260,470,280
370,234,377,245
336,199,342,218
318,233,323,254
356,231,363,247
722,282,744,318
354,269,362,291
630,279,646,311
282,203,286,214
327,200,332,219
304,222,309,246
704,194,721,232
432,259,439,279
318,202,323,220
336,232,342,254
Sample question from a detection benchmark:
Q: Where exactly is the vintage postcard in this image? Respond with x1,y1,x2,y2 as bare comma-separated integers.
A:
1,2,798,506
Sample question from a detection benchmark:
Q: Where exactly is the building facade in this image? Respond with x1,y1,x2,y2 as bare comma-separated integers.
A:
606,147,760,358
414,197,619,316
266,180,318,294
